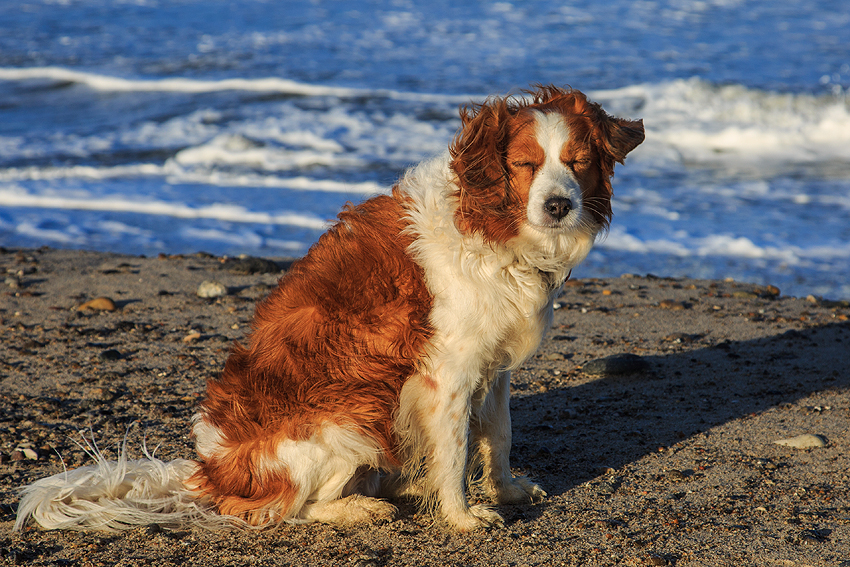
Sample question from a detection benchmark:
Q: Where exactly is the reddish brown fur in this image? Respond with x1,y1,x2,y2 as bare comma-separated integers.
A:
191,188,433,521
449,85,645,241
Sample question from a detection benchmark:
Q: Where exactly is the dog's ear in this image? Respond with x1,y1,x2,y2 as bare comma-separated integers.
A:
597,117,645,164
449,99,512,196
449,98,524,241
580,100,644,228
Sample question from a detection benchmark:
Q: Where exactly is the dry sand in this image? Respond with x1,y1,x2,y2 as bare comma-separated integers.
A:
1,247,848,566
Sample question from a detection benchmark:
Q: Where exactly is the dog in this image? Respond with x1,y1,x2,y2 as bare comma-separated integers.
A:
16,85,643,532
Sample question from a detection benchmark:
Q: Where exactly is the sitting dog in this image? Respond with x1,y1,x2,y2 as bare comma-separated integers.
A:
17,85,643,532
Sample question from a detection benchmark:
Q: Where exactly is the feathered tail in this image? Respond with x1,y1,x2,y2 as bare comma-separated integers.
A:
15,428,235,532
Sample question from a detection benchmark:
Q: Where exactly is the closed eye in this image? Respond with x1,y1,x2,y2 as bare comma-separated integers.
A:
512,161,538,174
564,158,591,172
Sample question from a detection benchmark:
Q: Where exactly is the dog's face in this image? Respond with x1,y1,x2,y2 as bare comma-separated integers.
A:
449,86,644,245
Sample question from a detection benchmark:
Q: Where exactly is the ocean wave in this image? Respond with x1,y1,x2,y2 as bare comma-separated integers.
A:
6,68,850,173
595,78,850,169
0,66,469,103
600,227,850,264
0,164,385,195
0,187,329,228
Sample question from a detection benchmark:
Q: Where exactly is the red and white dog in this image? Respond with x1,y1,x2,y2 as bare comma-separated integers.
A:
17,85,643,532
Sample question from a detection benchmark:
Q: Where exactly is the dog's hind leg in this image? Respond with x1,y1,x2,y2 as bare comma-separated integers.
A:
300,494,397,525
298,466,397,525
193,419,393,525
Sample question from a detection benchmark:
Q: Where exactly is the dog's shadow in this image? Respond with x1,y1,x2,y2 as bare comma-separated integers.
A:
504,321,849,520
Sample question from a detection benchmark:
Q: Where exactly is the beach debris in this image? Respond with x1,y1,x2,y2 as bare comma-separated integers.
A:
663,332,702,344
221,255,282,274
182,330,202,343
658,299,688,310
773,433,828,449
197,280,228,298
78,297,118,311
12,445,39,461
582,353,649,376
755,285,781,298
543,352,567,361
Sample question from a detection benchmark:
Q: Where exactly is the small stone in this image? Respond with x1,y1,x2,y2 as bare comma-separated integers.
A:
197,280,228,298
99,348,123,361
10,450,25,461
4,276,20,288
78,297,117,311
758,285,781,298
666,469,687,481
773,434,827,449
19,447,38,460
799,528,830,544
544,353,565,361
732,291,758,299
658,299,687,310
663,332,701,344
182,330,202,343
582,354,649,376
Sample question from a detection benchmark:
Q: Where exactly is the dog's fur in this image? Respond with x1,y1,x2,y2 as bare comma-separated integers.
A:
16,85,643,532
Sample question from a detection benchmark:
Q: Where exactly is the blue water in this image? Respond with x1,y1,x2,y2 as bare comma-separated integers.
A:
1,0,849,299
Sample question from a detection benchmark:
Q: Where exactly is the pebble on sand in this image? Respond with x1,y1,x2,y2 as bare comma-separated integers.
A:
773,433,828,449
183,330,202,343
582,353,650,376
221,256,282,275
77,297,117,311
197,280,228,298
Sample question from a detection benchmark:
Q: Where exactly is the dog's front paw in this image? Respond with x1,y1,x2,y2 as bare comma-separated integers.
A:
445,504,504,531
491,476,547,504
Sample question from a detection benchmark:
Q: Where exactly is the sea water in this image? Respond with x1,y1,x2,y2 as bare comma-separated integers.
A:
1,0,848,299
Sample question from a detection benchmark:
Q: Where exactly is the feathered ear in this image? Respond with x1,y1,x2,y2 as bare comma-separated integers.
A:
578,100,644,228
598,117,645,164
449,99,512,196
448,98,524,241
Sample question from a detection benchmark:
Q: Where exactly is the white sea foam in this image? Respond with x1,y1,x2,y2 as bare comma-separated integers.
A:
0,66,469,103
15,221,86,245
0,164,385,195
596,79,850,168
0,187,329,229
600,226,850,264
172,134,362,171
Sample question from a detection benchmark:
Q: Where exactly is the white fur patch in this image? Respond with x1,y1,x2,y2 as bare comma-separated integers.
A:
525,111,583,230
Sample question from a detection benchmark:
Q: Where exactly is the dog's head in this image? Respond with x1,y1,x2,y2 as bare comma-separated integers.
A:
449,85,644,244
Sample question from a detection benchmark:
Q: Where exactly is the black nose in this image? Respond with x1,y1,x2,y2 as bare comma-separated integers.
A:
543,196,573,220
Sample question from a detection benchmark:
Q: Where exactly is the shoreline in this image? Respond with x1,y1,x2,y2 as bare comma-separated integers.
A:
1,247,848,566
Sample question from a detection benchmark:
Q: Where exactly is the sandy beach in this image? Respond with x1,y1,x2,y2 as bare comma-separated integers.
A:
1,246,848,566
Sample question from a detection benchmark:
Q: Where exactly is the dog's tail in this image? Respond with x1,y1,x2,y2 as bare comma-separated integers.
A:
14,429,234,532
